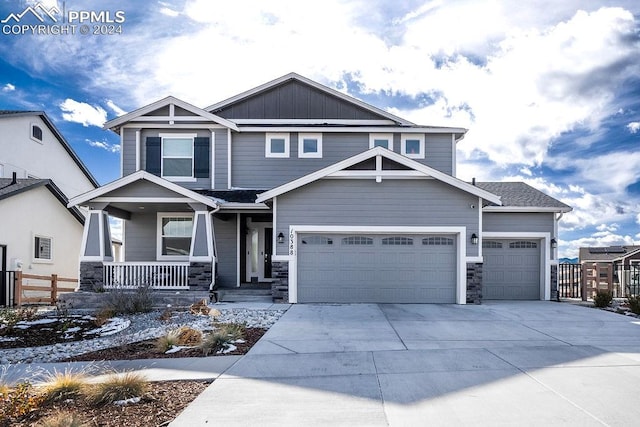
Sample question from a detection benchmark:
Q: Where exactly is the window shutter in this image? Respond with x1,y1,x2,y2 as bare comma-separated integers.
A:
146,137,161,176
194,137,210,178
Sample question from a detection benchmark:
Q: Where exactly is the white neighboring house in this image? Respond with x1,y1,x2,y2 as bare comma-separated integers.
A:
0,111,100,293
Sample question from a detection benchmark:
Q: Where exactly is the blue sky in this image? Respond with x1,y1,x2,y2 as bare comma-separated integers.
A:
1,0,639,258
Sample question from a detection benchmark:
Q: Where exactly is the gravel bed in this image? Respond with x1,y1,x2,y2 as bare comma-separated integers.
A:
0,307,287,365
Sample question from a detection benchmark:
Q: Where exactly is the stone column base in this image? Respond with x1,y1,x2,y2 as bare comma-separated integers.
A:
271,261,289,303
466,262,483,304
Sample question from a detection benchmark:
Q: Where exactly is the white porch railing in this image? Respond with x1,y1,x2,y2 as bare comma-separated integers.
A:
103,262,190,290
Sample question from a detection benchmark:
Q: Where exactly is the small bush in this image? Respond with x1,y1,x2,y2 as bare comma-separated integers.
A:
199,323,245,356
90,372,148,405
593,290,613,308
0,382,44,420
155,326,202,353
93,307,116,327
0,306,38,327
627,295,640,315
41,370,88,403
37,410,86,427
101,285,155,315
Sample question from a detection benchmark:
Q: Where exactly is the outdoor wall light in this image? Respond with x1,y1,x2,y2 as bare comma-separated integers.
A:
471,233,479,245
277,232,285,244
551,238,558,249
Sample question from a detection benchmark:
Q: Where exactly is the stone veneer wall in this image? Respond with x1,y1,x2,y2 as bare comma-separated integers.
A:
271,261,289,303
466,262,483,304
551,264,558,301
79,261,104,291
188,262,213,291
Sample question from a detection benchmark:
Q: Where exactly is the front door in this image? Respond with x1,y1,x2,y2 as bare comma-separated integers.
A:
245,220,273,282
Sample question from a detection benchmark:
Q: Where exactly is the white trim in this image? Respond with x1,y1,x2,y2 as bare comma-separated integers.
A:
159,133,196,181
105,96,239,131
326,170,427,178
232,119,396,125
272,197,278,254
239,126,466,134
369,133,394,151
236,213,241,287
477,196,483,258
265,133,290,158
211,130,216,190
121,123,228,130
68,170,219,209
157,212,194,261
92,197,197,203
217,202,270,210
80,211,99,262
298,133,323,158
451,134,457,176
227,128,232,189
401,133,425,159
482,232,552,301
483,206,572,213
135,129,141,171
119,129,124,176
287,225,467,305
256,146,502,205
205,72,416,126
189,211,214,262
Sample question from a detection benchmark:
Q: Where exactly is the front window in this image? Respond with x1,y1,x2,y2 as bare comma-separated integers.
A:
401,134,425,159
266,133,290,158
158,215,193,259
369,133,393,151
298,133,323,158
34,235,52,261
161,134,195,179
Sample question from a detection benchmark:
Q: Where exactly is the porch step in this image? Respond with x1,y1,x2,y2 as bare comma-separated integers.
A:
216,288,273,303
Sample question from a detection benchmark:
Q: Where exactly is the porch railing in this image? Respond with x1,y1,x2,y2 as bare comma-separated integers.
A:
103,262,190,290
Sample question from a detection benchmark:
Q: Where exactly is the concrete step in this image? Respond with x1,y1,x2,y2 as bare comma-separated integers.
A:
215,288,273,303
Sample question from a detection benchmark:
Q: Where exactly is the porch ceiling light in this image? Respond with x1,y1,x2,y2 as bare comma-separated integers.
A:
471,233,478,245
277,232,285,244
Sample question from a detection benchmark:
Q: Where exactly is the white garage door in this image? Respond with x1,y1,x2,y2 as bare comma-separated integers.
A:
297,234,457,303
483,240,541,300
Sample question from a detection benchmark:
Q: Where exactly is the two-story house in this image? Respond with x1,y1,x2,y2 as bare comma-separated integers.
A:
68,73,571,304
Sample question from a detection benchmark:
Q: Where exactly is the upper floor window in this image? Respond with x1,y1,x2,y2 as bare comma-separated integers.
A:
369,133,393,151
160,133,196,180
34,235,52,261
266,133,290,158
401,134,425,159
298,133,323,158
31,124,43,143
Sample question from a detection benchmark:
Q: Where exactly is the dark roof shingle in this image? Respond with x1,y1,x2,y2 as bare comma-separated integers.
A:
475,181,571,210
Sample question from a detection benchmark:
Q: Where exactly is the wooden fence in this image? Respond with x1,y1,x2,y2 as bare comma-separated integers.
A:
15,271,77,306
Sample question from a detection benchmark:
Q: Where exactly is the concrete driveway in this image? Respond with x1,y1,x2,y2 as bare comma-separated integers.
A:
172,302,640,426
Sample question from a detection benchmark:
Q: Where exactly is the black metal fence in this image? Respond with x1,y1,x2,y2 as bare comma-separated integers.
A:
617,264,640,297
1,270,17,307
558,263,582,299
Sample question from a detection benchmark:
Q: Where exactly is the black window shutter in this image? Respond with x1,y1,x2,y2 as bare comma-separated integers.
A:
194,137,210,178
146,137,161,176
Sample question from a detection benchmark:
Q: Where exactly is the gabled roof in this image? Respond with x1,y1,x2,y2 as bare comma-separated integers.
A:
256,147,502,205
103,96,239,132
0,178,84,223
475,182,572,212
206,72,416,126
68,170,219,209
0,111,99,188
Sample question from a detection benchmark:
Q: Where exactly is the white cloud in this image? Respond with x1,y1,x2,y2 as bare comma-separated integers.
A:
106,99,126,117
159,7,180,17
596,223,619,232
2,83,15,92
60,99,107,127
561,231,639,258
86,139,120,153
628,122,640,133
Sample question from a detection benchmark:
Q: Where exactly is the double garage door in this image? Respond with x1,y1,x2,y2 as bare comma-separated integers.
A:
483,240,541,300
297,233,457,303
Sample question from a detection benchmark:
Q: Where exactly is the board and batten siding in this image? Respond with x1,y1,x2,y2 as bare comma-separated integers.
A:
482,212,555,235
213,215,237,287
213,128,228,189
123,212,157,261
275,179,480,256
122,128,137,176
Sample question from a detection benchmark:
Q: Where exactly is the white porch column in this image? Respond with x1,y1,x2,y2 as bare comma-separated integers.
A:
80,209,113,262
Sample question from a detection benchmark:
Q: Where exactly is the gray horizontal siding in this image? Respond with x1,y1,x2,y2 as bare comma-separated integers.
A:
214,80,386,120
124,212,156,261
122,129,137,176
214,128,228,189
276,179,479,256
214,214,237,287
483,212,554,234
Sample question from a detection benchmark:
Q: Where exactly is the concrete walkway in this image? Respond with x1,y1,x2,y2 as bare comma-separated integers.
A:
172,301,640,426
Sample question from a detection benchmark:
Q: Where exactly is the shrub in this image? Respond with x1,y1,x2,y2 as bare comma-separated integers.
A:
0,382,44,420
93,307,116,327
90,372,148,405
593,290,613,308
0,306,38,327
199,323,245,356
627,295,640,315
155,326,202,353
101,285,155,315
37,410,86,427
40,369,88,403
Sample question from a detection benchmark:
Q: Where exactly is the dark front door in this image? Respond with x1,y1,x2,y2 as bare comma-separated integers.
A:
264,228,273,279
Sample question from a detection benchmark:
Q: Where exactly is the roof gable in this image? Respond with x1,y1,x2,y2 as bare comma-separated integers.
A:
207,72,414,125
104,96,239,132
476,182,572,212
256,147,502,204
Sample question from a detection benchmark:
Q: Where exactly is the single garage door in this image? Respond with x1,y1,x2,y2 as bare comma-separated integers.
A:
483,240,541,300
297,234,457,303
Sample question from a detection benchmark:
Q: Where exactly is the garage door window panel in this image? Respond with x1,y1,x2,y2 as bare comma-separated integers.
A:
509,241,537,249
423,237,454,246
382,237,414,245
342,236,373,245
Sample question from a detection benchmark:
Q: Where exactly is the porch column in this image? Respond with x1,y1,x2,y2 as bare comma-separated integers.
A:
188,210,214,290
79,209,113,291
